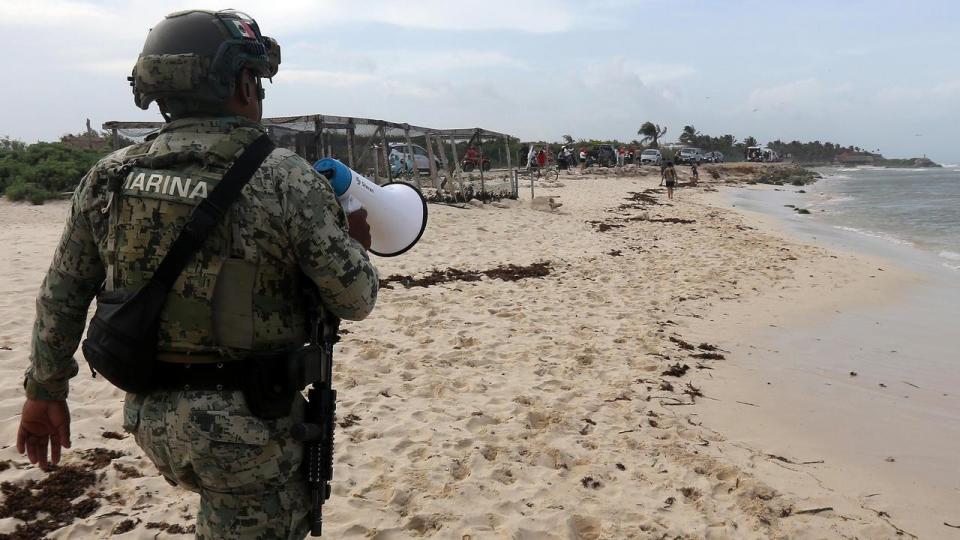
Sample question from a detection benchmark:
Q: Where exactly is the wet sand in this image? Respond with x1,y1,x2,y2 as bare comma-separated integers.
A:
688,185,960,539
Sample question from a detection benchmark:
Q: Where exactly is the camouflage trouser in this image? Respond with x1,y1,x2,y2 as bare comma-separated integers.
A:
123,390,310,539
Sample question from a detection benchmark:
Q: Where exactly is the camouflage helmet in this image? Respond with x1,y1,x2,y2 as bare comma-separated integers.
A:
129,9,281,116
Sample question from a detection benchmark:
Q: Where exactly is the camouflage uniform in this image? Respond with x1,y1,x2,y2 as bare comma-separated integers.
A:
26,116,378,538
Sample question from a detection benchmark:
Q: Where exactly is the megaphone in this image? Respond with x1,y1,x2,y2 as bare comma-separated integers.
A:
313,158,428,257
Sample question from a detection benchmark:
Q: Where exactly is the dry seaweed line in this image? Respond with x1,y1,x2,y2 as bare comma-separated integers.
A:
380,261,552,289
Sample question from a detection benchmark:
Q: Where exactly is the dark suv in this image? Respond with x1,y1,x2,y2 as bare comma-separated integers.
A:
703,151,724,163
594,144,618,167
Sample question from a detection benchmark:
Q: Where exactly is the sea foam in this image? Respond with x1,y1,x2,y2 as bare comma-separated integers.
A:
834,226,915,247
938,250,960,262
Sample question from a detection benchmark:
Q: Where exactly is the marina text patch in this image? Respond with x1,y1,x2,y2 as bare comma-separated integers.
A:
123,168,221,203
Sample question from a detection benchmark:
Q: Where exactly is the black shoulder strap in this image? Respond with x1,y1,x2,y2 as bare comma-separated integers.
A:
150,134,275,289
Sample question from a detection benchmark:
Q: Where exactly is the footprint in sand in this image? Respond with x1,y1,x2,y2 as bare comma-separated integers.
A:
491,467,516,485
568,515,602,540
465,413,499,433
450,458,471,480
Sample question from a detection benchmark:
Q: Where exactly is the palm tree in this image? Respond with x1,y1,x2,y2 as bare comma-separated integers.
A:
637,122,668,148
562,134,574,144
679,125,699,146
742,136,758,148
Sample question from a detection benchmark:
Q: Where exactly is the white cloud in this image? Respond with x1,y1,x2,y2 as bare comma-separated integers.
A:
2,1,959,164
0,0,113,26
72,60,134,75
581,58,694,88
280,69,379,86
257,0,575,34
0,0,577,34
278,69,443,100
876,80,960,103
629,64,696,84
381,50,528,74
745,78,854,113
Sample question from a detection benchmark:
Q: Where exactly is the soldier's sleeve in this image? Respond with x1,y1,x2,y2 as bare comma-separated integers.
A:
25,178,105,400
276,156,378,321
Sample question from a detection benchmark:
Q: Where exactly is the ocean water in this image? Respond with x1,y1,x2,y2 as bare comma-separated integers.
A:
712,169,960,537
809,165,960,270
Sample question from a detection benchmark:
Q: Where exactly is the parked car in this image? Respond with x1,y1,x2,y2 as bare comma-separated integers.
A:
639,149,662,165
703,151,724,163
387,142,441,174
676,147,704,165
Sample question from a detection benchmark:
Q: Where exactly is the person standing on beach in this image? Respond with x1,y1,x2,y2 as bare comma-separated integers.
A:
663,161,677,199
691,163,699,185
15,10,378,538
527,144,538,170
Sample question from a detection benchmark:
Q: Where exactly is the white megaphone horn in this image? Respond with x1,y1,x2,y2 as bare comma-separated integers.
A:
313,158,428,257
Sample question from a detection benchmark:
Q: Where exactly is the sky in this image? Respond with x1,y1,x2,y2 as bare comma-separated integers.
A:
1,0,958,163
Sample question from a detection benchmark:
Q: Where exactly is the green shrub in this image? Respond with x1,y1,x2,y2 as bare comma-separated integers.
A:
0,138,104,197
5,182,57,205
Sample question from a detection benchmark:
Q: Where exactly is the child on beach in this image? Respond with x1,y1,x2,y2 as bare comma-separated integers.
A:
663,161,677,199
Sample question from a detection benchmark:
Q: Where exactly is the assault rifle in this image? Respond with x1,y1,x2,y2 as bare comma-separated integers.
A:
290,306,340,537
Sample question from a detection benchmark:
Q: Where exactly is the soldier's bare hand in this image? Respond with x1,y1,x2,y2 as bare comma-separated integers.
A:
16,399,71,470
347,208,371,251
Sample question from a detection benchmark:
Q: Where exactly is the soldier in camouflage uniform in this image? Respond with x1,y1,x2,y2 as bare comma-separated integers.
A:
15,9,378,539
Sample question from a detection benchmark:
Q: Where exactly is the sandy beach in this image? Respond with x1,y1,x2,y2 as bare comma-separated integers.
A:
0,164,953,539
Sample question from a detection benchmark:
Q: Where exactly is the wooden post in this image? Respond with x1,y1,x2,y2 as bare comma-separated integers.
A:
313,116,323,161
435,136,449,190
295,132,305,159
449,136,463,176
371,126,382,183
448,135,467,200
111,128,119,150
380,123,390,182
435,135,449,171
477,130,485,198
424,131,438,187
346,119,355,169
318,116,326,158
503,136,512,170
404,127,422,190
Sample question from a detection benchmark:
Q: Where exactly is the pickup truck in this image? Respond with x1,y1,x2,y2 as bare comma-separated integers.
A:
676,147,704,165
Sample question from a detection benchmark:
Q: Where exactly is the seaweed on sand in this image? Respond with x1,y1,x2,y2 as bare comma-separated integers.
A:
380,261,552,289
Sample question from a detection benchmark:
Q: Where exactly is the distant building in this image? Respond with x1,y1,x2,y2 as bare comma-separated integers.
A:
835,152,877,165
59,119,109,151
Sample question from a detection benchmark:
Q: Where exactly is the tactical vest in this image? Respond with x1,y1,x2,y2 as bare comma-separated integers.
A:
98,124,308,356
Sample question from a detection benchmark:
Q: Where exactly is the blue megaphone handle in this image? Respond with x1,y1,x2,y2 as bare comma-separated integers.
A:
313,158,352,196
